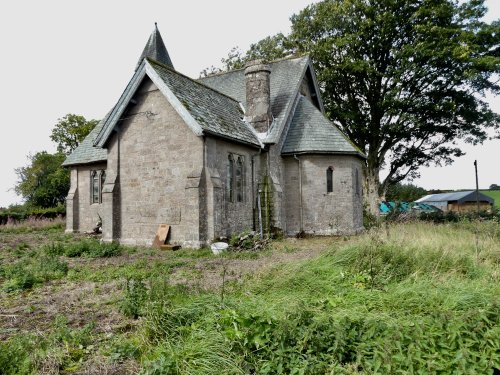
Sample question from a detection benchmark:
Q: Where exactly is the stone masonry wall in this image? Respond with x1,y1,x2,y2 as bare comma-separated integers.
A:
204,137,259,239
67,163,106,233
284,155,364,235
105,77,204,247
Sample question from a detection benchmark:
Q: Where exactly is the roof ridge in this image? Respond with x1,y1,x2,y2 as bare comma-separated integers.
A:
147,58,243,106
264,57,310,144
199,54,310,79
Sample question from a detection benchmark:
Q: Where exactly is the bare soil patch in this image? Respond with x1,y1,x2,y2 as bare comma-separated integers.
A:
0,234,346,342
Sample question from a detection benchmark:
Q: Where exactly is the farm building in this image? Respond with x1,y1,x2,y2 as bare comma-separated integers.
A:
63,25,365,248
415,191,494,213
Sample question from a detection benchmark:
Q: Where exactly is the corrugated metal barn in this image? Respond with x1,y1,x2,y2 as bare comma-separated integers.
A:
415,191,494,213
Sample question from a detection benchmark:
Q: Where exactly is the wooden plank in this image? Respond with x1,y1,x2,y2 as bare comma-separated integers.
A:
152,224,170,249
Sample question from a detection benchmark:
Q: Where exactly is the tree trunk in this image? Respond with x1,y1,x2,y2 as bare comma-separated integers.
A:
363,166,382,218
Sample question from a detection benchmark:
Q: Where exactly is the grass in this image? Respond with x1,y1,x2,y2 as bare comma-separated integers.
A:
482,189,500,208
0,220,499,373
0,216,65,234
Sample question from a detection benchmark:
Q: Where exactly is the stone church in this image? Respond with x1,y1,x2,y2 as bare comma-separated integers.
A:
63,25,365,248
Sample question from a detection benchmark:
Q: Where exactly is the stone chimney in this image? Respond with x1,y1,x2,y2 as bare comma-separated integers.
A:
244,60,272,133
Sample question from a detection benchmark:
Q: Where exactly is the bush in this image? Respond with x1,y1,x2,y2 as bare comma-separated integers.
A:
0,204,66,226
0,335,35,374
37,256,69,281
420,209,500,223
57,239,122,258
106,338,142,363
120,278,148,319
217,304,500,374
1,255,69,292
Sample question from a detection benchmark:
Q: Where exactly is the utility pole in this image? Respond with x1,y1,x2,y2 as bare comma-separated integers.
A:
473,160,480,262
474,160,480,215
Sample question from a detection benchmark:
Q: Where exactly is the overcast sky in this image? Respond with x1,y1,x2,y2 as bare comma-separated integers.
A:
0,0,498,207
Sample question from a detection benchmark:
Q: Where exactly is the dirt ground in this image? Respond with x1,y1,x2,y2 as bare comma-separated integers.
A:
0,232,342,344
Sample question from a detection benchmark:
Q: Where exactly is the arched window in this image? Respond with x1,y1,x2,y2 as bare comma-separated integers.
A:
227,153,245,203
355,168,360,196
326,167,333,193
227,154,234,202
91,171,100,204
236,156,244,202
91,170,105,204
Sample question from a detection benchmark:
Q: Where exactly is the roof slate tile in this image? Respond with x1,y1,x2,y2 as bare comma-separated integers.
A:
199,56,310,143
62,114,109,167
147,60,260,147
282,96,364,156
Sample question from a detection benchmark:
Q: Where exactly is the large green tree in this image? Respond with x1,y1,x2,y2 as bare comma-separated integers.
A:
50,114,99,155
14,152,69,208
15,114,98,208
215,0,500,214
385,183,427,202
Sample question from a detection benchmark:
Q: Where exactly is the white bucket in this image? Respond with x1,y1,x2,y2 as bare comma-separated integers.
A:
211,242,228,255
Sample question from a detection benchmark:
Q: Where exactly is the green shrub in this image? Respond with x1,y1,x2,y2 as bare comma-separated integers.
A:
50,316,97,370
217,304,500,374
0,204,66,226
63,239,122,258
106,338,142,363
120,278,148,319
43,242,66,256
1,255,68,292
37,256,69,281
3,271,37,293
0,335,36,375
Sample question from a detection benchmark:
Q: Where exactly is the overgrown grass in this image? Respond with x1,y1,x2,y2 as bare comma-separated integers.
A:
120,221,499,373
0,255,69,292
43,238,124,258
0,216,65,234
0,316,97,374
1,221,499,373
0,239,131,292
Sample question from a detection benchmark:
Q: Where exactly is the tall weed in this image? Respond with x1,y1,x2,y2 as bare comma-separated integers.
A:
1,255,68,292
43,239,123,258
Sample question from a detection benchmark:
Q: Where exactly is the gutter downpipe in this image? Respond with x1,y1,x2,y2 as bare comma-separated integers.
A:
294,154,303,233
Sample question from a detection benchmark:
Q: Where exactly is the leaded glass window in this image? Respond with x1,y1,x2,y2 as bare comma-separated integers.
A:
236,156,244,202
227,154,234,202
326,167,333,193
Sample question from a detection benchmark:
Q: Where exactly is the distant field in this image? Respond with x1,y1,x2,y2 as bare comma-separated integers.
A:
482,190,500,208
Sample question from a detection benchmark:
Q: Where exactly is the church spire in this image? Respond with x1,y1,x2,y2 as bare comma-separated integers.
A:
135,23,174,71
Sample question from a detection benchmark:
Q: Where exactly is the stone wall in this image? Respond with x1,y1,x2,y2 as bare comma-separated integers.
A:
283,154,364,235
104,77,204,247
204,137,259,239
66,162,106,233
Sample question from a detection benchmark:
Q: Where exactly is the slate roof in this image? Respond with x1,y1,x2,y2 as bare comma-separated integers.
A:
199,56,311,144
146,59,260,147
416,191,494,204
136,24,173,71
282,96,364,156
65,41,363,166
62,113,109,166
